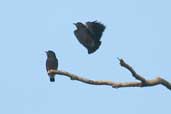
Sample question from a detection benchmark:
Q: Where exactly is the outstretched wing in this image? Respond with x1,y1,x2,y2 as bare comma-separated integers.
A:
86,21,105,41
73,22,103,54
74,28,95,50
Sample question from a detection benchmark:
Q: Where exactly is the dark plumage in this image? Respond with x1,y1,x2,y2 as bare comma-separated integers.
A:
45,50,58,82
74,21,105,54
86,21,105,41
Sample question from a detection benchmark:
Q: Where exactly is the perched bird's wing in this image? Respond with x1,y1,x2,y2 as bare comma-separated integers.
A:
46,58,58,82
86,21,105,41
46,58,58,72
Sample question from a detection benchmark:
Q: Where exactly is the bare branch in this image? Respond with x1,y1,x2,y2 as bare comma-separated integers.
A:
119,58,146,82
118,58,171,90
48,59,171,91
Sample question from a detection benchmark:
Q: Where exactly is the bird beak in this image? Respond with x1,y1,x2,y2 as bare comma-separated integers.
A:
73,23,76,25
45,51,47,54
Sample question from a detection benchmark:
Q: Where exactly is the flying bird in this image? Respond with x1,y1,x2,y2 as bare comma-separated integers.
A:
45,50,58,82
74,21,105,54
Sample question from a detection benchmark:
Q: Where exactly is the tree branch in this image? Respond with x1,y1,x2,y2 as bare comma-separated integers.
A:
118,58,146,82
48,59,171,91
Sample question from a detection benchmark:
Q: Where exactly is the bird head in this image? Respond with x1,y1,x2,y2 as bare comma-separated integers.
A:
45,50,56,58
73,22,85,29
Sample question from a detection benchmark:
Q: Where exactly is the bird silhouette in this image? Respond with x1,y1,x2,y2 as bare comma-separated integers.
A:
45,50,58,82
74,21,105,54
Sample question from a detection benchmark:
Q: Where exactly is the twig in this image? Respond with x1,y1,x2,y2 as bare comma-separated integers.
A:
118,58,146,82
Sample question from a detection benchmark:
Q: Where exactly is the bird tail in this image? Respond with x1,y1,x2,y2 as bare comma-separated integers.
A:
88,41,101,54
50,76,55,82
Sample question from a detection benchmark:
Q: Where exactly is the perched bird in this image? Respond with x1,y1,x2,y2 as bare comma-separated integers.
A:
45,50,58,82
74,21,105,54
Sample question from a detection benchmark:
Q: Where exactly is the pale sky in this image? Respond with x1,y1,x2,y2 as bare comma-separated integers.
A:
0,0,170,114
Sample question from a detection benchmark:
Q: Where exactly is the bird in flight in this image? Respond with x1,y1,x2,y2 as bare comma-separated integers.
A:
74,21,105,54
45,50,58,82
